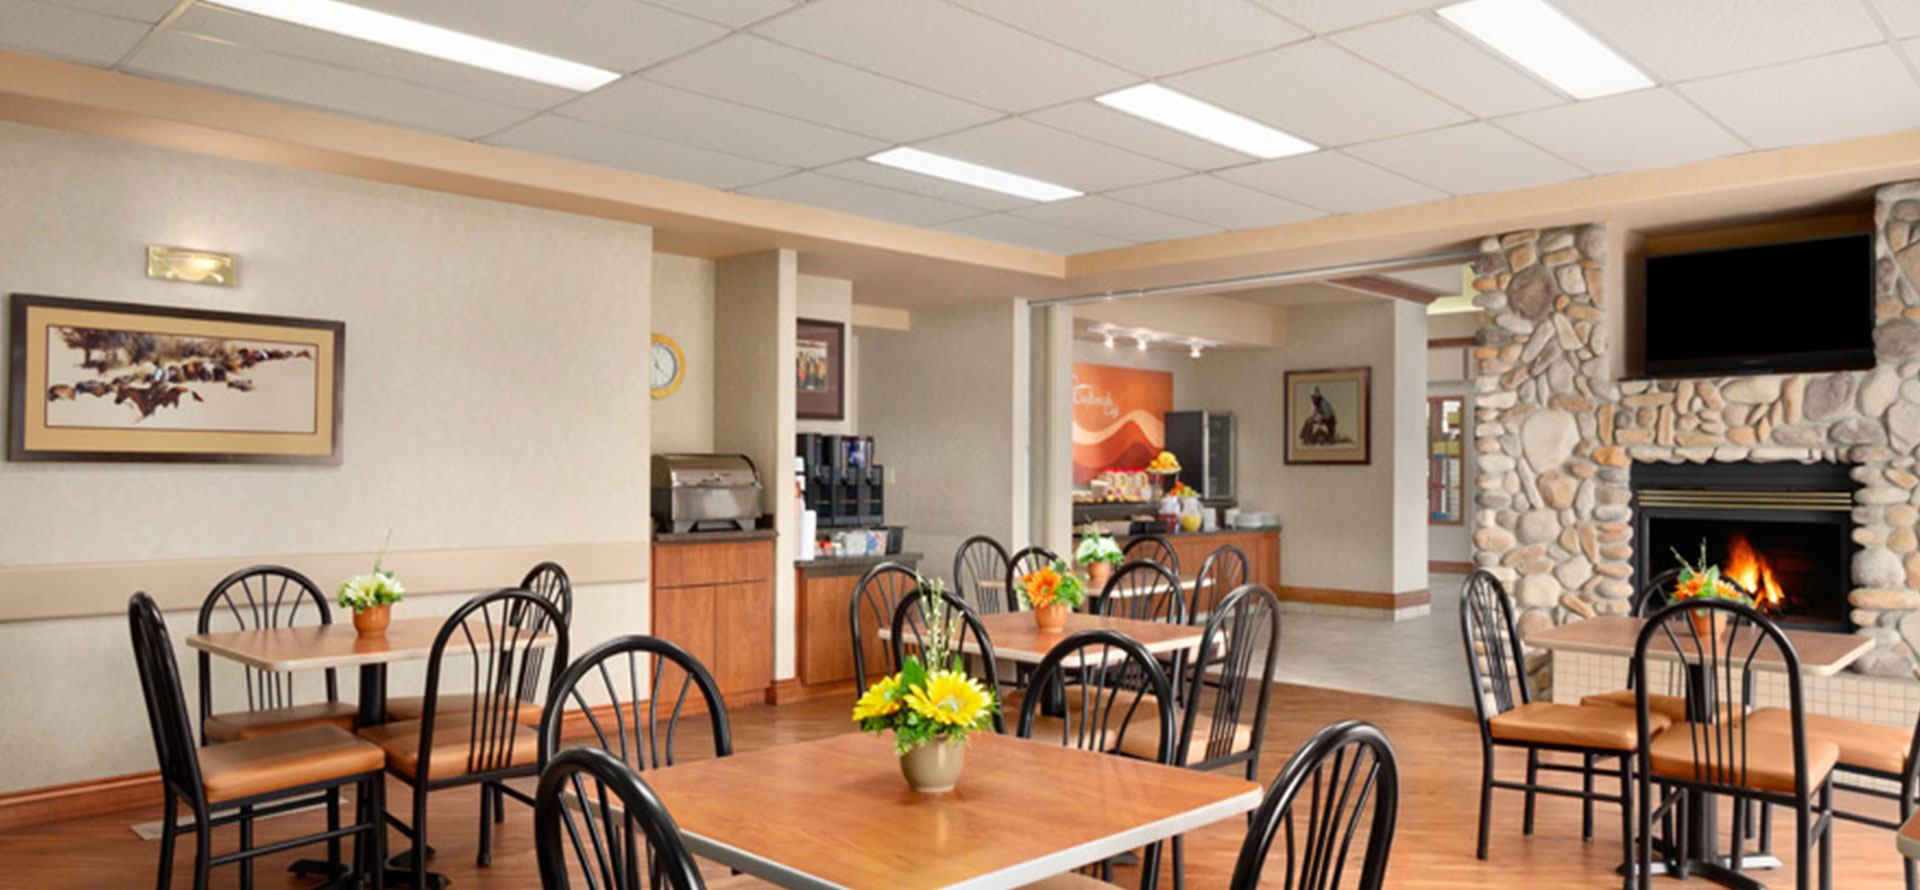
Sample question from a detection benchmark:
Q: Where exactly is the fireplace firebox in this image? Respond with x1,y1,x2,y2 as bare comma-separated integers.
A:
1630,462,1855,631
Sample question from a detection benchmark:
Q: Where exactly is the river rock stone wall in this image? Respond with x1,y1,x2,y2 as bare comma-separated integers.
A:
1471,180,1920,677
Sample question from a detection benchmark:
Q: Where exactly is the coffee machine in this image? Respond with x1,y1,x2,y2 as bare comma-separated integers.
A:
797,433,884,528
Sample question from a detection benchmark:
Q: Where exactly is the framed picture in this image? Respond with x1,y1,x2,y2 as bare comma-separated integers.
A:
8,293,344,464
795,317,845,421
1284,366,1370,465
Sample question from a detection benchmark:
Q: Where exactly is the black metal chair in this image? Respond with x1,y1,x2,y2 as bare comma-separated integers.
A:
534,747,707,890
1227,719,1401,890
359,588,570,885
1099,559,1187,625
1006,545,1059,611
849,561,920,691
389,561,573,722
196,566,355,744
1460,569,1661,879
1189,545,1249,624
538,634,732,770
1122,535,1181,583
1752,703,1920,890
889,588,1005,733
132,593,385,890
1631,598,1838,890
954,535,1013,614
1016,630,1175,887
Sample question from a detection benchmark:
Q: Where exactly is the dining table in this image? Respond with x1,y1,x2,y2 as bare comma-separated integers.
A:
1526,614,1874,890
639,731,1262,890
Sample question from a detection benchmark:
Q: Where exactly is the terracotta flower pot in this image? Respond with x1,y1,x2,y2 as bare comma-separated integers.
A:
1688,609,1727,642
1086,561,1113,591
1033,603,1069,633
899,739,966,793
353,603,392,637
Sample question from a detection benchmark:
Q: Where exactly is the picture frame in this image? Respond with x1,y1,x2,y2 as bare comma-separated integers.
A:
795,317,845,421
8,293,344,464
1284,366,1371,465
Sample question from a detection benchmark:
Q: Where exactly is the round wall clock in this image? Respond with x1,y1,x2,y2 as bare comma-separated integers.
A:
650,333,684,399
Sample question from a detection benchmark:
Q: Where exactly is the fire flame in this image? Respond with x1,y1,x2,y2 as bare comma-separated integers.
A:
1723,533,1784,611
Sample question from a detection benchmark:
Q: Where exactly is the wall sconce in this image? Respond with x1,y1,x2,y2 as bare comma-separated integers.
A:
146,245,236,286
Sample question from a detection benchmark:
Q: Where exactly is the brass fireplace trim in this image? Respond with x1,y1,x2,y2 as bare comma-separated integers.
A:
1634,489,1854,511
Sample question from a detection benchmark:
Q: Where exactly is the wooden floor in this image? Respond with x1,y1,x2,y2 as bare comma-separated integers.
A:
0,683,1905,889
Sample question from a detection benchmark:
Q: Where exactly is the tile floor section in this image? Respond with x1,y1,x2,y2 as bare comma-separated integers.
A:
1275,572,1472,708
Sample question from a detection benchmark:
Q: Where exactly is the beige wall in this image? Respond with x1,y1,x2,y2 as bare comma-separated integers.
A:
1068,337,1203,409
0,121,655,791
650,253,716,454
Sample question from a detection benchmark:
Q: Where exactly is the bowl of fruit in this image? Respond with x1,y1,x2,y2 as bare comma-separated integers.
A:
1146,450,1181,474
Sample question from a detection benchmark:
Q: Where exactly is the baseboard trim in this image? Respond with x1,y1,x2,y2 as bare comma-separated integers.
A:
1276,585,1431,610
0,770,163,833
1429,560,1475,574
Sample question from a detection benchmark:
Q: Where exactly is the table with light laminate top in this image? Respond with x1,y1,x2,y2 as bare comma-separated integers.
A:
641,731,1261,890
879,611,1209,666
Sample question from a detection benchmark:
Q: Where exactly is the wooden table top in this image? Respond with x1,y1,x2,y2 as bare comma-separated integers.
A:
880,612,1208,665
641,732,1260,890
977,576,1207,599
185,616,553,672
1900,810,1920,860
1524,615,1874,677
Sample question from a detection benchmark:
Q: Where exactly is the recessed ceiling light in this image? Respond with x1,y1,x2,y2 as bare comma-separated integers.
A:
209,0,620,92
1437,0,1651,100
866,147,1081,203
1095,84,1316,160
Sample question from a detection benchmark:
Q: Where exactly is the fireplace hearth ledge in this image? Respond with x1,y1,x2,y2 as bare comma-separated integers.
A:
1467,179,1920,679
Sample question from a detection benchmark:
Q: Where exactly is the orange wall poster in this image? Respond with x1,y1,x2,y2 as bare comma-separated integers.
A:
1072,363,1173,486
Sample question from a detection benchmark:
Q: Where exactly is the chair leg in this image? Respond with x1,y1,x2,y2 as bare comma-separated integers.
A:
1616,755,1634,890
493,784,506,823
238,805,253,890
412,782,430,890
154,794,177,890
1794,797,1812,890
1819,783,1833,890
370,775,388,890
192,812,212,890
1903,783,1918,890
1523,749,1540,836
1635,769,1652,890
1477,746,1494,860
1172,834,1185,890
1728,792,1746,874
1582,753,1596,842
1759,798,1774,855
327,787,342,869
477,781,494,867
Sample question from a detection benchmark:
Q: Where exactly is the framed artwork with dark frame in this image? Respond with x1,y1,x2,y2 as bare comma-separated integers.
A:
795,317,845,421
1284,366,1371,465
8,293,345,464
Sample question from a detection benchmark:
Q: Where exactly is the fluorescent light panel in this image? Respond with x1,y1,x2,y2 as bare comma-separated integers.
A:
1438,0,1651,100
1096,84,1315,159
866,148,1081,202
210,0,620,91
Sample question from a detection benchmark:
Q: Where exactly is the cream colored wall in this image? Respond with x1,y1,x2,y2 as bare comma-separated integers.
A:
1390,301,1431,592
650,253,716,454
797,274,859,437
0,121,655,791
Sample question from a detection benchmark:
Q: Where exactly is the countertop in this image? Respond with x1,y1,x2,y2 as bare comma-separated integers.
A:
797,551,923,577
654,527,778,545
1114,526,1281,540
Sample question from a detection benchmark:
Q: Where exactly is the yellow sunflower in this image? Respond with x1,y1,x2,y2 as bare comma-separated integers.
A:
852,676,902,722
904,670,992,727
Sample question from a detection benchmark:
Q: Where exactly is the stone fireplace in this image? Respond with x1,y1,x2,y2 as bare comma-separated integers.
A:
1469,179,1920,678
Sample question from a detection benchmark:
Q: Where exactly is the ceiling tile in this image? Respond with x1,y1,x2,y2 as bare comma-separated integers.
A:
1023,102,1256,171
125,31,531,140
1495,89,1748,175
949,0,1307,78
1332,15,1563,117
1167,40,1470,147
1555,0,1884,82
1014,195,1219,243
1249,0,1445,33
350,0,727,73
561,78,883,168
750,0,1134,112
938,213,1130,253
169,6,575,111
1217,151,1447,213
640,0,796,28
915,118,1187,193
810,160,1035,212
38,0,174,23
1347,122,1586,194
1677,46,1920,149
486,115,792,189
0,0,148,66
1873,0,1920,38
645,35,1000,143
1103,175,1324,231
737,172,980,226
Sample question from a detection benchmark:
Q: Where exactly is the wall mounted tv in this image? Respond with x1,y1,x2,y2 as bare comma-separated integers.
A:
1642,232,1874,378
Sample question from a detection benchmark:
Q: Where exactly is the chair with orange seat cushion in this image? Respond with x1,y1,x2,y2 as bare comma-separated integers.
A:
1744,706,1920,890
385,561,571,725
196,566,357,744
132,593,385,890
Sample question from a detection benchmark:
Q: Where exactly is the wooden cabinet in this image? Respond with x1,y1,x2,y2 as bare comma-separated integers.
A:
652,535,774,700
1128,529,1281,590
795,555,920,690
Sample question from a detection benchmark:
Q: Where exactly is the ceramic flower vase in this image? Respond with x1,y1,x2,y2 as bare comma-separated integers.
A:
1086,561,1113,591
353,604,392,637
1688,610,1727,642
1033,603,1069,632
899,740,966,793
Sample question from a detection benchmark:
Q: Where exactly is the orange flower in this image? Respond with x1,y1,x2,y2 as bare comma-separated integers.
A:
1022,566,1061,609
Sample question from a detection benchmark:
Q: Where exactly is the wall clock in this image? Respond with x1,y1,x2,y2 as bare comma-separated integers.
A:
650,333,684,399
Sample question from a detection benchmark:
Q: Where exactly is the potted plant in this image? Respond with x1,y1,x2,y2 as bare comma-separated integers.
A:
1019,560,1087,632
1073,530,1123,589
1669,543,1752,640
338,540,405,637
852,580,997,793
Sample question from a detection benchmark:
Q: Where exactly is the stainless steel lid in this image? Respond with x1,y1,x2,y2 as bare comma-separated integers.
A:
651,453,761,488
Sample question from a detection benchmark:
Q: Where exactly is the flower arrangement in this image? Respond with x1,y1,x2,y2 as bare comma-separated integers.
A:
338,534,405,612
1668,543,1753,605
1073,532,1123,567
1019,560,1088,610
853,577,997,758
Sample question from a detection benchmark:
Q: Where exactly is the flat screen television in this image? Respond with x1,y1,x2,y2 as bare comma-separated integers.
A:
1642,232,1874,378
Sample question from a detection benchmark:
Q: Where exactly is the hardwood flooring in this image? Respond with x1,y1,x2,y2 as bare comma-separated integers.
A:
0,682,1904,889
